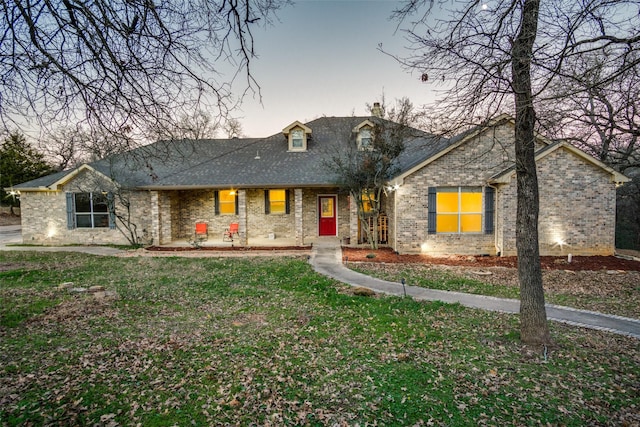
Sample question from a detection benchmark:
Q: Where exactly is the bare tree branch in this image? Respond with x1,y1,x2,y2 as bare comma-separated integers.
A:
0,0,288,141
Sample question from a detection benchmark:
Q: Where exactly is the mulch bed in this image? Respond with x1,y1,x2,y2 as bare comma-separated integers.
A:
145,245,312,252
342,247,640,271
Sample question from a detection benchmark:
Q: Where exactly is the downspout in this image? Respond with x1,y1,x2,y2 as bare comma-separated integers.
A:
393,186,398,252
487,183,500,256
390,179,401,253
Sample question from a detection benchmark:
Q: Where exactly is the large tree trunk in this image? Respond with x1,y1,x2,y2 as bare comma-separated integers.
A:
511,0,551,345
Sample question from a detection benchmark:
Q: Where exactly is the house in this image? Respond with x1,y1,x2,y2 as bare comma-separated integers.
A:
13,114,629,256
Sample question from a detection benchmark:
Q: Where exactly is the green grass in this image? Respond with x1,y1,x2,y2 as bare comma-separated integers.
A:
1,251,638,426
350,262,640,318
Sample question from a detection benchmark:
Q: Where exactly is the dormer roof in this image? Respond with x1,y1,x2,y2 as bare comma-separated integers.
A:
352,119,375,133
282,121,312,136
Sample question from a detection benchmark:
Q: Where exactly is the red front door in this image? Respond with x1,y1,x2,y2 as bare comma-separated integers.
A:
318,196,337,236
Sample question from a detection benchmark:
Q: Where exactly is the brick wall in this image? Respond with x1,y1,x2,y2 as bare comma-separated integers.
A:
395,125,516,255
168,187,347,245
20,169,153,246
498,147,617,256
393,123,617,256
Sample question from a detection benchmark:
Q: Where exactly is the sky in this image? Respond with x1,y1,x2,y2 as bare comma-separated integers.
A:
230,0,438,137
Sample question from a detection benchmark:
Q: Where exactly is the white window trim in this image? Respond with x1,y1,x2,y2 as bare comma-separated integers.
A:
289,128,306,151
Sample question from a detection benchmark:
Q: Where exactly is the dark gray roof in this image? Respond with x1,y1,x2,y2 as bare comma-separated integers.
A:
13,169,75,189
15,116,451,190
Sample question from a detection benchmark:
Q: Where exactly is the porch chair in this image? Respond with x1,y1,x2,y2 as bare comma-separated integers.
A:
194,222,208,241
223,222,239,242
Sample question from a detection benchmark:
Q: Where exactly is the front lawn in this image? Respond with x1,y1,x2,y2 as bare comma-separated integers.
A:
1,252,638,426
350,262,640,318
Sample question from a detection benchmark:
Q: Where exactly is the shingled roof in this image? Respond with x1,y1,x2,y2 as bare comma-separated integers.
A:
14,116,450,191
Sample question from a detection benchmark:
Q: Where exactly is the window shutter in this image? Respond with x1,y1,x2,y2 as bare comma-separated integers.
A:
484,187,495,234
285,189,290,214
107,192,116,229
427,187,436,234
66,193,75,230
264,190,270,214
234,193,239,215
214,191,220,215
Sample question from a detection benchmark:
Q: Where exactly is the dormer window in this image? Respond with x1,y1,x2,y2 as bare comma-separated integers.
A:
359,127,372,150
291,129,304,149
353,120,375,151
283,121,312,152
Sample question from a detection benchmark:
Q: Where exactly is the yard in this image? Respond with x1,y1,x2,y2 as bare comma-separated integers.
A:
1,251,639,426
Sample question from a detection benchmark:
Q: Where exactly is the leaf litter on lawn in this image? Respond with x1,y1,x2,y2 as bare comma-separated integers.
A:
351,262,640,318
1,252,639,426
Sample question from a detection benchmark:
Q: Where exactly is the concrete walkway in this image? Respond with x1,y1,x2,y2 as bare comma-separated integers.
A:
309,238,640,340
2,226,638,339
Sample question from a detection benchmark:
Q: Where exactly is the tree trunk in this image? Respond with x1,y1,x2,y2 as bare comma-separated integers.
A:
511,0,551,344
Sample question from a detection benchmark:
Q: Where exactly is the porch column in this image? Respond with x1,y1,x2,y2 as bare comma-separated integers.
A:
150,191,160,245
294,188,304,246
158,191,172,245
151,191,172,245
238,189,248,246
349,194,359,243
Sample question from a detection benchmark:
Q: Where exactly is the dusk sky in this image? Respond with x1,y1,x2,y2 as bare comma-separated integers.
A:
232,0,439,137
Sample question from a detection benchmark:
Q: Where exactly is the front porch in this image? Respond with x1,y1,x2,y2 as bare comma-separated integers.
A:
150,188,355,248
157,235,310,248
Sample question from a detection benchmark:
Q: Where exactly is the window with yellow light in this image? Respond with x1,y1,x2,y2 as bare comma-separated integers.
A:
269,189,287,214
436,187,482,233
219,190,236,215
360,191,375,213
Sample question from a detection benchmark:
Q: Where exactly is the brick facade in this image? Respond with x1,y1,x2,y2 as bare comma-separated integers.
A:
18,122,621,255
497,148,617,256
150,187,348,245
393,125,519,255
20,169,153,246
392,124,618,256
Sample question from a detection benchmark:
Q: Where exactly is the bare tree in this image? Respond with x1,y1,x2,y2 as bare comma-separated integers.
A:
391,0,639,344
327,98,421,249
149,110,220,141
223,117,244,139
39,125,138,171
543,51,640,250
0,0,288,140
543,52,640,174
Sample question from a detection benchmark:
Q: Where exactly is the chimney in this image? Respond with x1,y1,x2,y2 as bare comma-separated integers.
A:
371,102,383,118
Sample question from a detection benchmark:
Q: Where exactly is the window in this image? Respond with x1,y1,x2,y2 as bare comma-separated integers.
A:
435,187,482,233
291,129,304,149
283,122,311,151
265,189,289,214
215,190,237,215
67,192,113,229
358,127,373,150
353,120,375,150
360,190,375,213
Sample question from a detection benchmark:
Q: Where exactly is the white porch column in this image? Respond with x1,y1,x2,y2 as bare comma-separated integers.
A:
294,188,304,246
